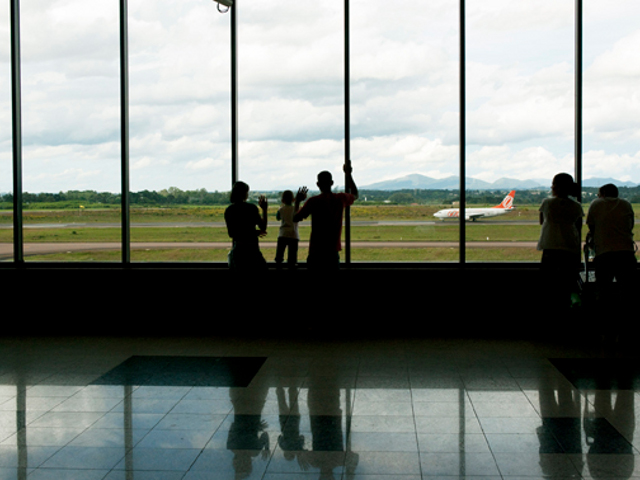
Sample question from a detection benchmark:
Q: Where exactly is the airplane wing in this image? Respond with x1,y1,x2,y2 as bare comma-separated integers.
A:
466,213,485,221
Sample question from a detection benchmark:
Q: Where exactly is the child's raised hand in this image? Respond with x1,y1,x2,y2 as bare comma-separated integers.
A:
296,187,308,202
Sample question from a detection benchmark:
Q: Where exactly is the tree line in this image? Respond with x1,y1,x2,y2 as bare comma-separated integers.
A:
0,188,230,207
2,185,640,208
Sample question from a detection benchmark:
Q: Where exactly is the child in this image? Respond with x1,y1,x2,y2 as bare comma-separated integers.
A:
275,189,304,268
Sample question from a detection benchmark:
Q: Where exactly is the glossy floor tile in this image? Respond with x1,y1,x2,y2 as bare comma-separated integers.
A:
0,336,637,479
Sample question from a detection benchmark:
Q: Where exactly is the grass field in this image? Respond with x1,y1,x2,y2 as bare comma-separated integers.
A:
0,204,544,224
1,203,638,262
20,247,543,263
0,223,545,244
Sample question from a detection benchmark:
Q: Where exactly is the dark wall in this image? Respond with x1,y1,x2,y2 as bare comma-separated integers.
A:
4,263,628,338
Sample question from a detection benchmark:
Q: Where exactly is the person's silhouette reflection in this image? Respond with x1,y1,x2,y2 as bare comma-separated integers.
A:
306,381,344,479
276,386,307,468
227,385,270,478
537,376,584,476
538,373,637,479
585,390,635,479
286,378,358,479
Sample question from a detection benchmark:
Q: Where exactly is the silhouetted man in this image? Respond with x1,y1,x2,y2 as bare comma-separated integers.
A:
294,161,358,269
586,183,636,285
586,184,636,325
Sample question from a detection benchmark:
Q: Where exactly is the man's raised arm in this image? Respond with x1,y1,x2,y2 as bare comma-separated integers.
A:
344,160,358,199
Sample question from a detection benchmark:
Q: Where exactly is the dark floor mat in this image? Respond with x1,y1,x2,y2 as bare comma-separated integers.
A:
91,356,267,387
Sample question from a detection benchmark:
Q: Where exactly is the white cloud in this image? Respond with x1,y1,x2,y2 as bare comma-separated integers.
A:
466,67,574,147
584,150,640,183
1,0,640,193
469,145,573,182
186,157,223,171
467,0,574,32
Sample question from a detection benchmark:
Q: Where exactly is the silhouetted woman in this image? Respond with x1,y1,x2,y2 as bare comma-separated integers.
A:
224,181,268,270
537,173,584,309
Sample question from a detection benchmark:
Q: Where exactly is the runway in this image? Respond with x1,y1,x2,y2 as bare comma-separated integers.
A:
1,219,538,229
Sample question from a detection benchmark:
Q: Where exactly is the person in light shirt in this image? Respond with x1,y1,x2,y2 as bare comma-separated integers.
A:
537,173,584,309
275,189,304,268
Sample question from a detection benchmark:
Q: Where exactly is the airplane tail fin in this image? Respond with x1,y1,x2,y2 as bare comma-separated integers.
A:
495,190,515,209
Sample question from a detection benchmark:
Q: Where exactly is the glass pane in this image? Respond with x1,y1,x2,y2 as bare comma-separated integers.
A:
351,0,460,263
465,0,574,262
583,0,640,268
583,1,640,194
20,0,121,262
0,4,12,261
128,0,231,262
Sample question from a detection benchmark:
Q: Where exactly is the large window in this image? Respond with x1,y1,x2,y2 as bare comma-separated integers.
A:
583,1,640,190
20,0,121,262
3,0,638,266
350,0,460,263
0,3,11,261
465,0,574,262
128,0,231,262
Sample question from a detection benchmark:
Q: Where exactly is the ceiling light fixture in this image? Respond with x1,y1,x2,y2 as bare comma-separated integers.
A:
212,0,232,13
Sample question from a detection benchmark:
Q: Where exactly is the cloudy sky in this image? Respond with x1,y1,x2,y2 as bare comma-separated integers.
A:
1,0,639,193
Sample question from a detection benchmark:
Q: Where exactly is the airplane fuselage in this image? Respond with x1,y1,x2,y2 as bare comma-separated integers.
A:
434,190,516,221
433,207,513,221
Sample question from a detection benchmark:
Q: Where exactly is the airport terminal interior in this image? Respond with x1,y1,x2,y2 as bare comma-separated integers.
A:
3,0,640,476
0,299,638,480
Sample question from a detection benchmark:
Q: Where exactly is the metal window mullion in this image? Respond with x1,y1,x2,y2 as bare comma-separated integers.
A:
231,0,238,186
459,0,466,265
575,0,583,202
344,0,351,265
10,0,23,264
120,0,130,264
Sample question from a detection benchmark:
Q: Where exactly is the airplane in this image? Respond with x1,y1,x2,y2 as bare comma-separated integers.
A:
434,190,516,221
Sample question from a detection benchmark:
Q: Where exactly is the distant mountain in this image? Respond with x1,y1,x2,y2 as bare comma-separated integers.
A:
582,177,638,188
361,174,637,191
362,174,543,190
490,177,544,190
362,174,468,190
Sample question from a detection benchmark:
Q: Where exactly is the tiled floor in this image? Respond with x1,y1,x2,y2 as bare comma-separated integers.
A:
0,335,637,479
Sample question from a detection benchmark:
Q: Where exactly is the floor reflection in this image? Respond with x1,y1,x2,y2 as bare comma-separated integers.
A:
0,345,638,479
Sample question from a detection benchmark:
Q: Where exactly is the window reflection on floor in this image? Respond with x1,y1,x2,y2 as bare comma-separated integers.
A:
0,338,637,479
